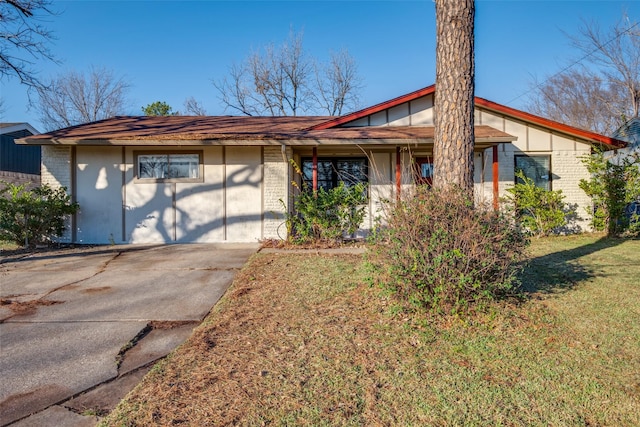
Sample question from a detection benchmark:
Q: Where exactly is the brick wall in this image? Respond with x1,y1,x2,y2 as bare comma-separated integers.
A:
0,171,40,189
552,148,592,231
263,146,291,240
41,145,73,242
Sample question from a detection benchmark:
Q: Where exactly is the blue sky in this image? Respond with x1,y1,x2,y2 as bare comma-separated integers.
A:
1,0,638,131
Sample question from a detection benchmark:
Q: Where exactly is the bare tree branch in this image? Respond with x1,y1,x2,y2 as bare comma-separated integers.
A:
529,13,640,134
0,0,58,88
571,14,640,119
183,97,207,115
213,30,362,116
34,66,131,131
313,49,363,116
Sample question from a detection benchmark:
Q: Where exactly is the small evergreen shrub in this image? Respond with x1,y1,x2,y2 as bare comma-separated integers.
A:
579,149,640,236
0,182,80,247
368,186,528,314
283,181,367,244
504,171,576,237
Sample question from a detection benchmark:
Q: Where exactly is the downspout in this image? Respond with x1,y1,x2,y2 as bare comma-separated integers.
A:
395,146,401,200
492,145,499,210
312,146,318,195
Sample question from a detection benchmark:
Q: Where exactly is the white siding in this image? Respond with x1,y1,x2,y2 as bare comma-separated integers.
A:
75,147,124,244
225,146,262,242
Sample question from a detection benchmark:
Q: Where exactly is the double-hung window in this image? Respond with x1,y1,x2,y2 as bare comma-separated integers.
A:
301,157,368,192
515,155,551,191
135,151,203,183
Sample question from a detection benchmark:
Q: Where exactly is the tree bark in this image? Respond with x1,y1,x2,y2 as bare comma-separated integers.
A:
433,0,475,192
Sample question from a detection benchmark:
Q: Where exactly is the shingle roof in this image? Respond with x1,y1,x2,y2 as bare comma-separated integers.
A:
17,115,514,147
21,116,333,142
612,118,640,148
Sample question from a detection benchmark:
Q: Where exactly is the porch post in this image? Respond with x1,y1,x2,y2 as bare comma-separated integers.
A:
312,147,318,193
492,145,499,210
395,146,401,200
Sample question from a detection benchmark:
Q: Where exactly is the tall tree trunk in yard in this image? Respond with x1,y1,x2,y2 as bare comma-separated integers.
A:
433,0,475,193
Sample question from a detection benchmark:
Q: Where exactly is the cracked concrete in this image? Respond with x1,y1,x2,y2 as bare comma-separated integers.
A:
0,243,258,426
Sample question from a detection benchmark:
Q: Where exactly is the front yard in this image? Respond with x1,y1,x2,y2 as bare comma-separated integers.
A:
102,235,640,426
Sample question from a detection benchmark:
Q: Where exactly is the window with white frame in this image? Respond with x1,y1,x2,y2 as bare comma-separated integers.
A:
135,151,203,182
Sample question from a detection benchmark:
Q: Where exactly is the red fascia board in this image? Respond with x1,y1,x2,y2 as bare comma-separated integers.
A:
309,85,436,130
311,84,626,149
474,97,626,148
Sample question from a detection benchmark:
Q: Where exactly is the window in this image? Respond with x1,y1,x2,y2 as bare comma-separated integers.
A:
414,157,433,186
301,157,367,191
515,155,551,191
135,152,203,182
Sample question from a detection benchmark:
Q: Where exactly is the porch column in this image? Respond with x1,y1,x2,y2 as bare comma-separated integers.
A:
492,145,499,210
312,147,318,193
395,146,401,200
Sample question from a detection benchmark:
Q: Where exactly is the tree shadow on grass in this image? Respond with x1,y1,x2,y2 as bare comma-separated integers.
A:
519,236,628,295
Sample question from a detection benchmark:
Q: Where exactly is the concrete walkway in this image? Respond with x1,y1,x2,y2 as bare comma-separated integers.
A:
0,243,259,426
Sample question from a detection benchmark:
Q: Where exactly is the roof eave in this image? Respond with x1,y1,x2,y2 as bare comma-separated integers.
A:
475,97,627,149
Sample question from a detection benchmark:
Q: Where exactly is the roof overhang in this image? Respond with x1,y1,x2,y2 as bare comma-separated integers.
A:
0,123,40,136
17,123,516,149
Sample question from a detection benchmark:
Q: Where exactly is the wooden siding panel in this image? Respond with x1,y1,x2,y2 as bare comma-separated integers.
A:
388,104,411,126
528,126,552,151
409,96,434,125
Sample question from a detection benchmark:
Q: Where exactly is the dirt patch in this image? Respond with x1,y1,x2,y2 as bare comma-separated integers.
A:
149,320,198,330
0,298,63,316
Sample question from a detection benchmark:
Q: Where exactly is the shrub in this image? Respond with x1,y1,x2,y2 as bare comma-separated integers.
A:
368,186,528,314
579,149,640,236
283,182,367,244
503,171,575,237
0,182,80,248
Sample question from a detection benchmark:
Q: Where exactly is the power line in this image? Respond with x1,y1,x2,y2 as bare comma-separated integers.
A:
506,19,640,106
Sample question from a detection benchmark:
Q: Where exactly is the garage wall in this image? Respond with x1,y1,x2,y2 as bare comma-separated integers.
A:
224,146,262,242
76,147,124,244
70,145,273,244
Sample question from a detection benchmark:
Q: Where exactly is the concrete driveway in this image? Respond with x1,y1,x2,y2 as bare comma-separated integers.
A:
0,243,259,426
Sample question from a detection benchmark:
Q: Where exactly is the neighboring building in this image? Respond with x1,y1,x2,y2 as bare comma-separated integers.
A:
610,117,640,220
612,117,640,149
16,85,625,244
0,122,41,187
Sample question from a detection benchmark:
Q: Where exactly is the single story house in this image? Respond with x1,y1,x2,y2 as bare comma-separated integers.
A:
1,122,40,188
17,85,625,244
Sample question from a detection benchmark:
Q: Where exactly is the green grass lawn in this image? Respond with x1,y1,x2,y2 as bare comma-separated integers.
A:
101,235,640,426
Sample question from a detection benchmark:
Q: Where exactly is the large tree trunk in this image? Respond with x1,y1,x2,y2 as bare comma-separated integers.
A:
433,0,475,192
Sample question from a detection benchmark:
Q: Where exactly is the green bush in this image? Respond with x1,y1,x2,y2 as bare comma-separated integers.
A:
579,149,640,236
0,182,79,248
368,186,528,315
504,171,575,237
283,181,367,244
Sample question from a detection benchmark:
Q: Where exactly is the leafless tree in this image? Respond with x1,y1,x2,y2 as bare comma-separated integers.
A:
529,68,626,135
183,97,207,115
34,66,131,131
313,49,363,116
213,30,362,116
528,14,639,134
433,0,475,192
573,14,640,119
0,0,58,87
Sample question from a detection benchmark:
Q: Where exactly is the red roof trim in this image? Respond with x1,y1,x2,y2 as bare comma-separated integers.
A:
474,97,626,148
309,85,436,130
311,84,626,148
